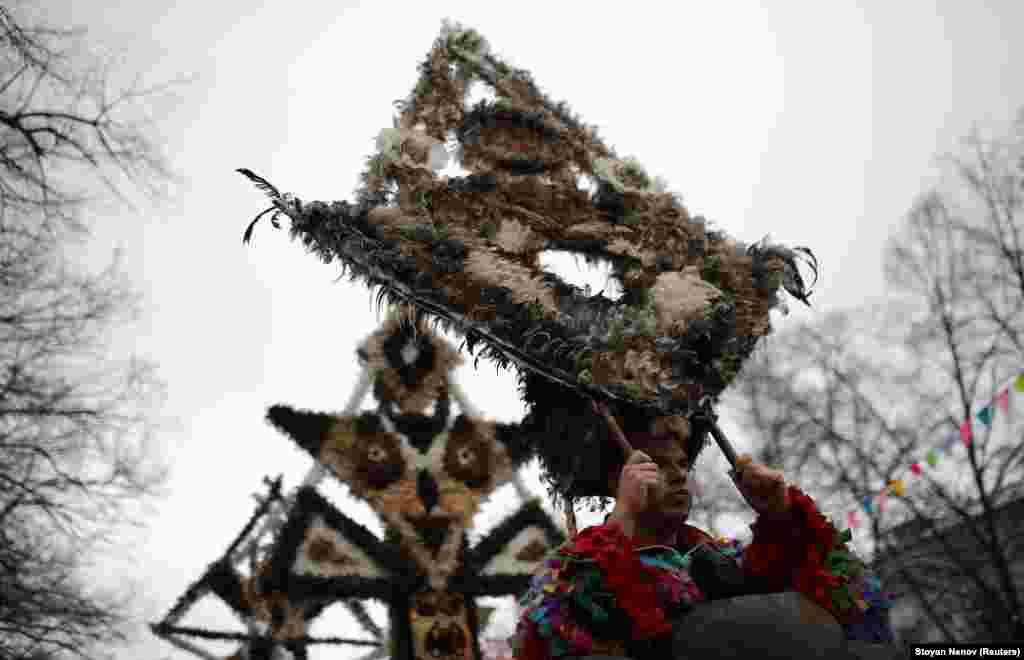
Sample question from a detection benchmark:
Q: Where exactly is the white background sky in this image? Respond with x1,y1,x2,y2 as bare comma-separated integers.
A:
33,1,1024,658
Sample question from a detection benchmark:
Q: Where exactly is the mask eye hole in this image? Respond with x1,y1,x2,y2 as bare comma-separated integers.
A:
576,169,598,196
464,80,496,111
455,446,476,467
537,249,624,300
438,130,471,179
443,422,491,488
357,435,404,489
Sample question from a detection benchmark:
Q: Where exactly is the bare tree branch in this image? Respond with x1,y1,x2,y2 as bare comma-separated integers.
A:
0,4,183,659
727,112,1024,642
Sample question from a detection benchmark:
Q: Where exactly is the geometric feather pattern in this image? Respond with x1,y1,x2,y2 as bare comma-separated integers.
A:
150,476,382,660
238,19,819,426
266,399,531,591
154,310,564,660
262,487,408,597
258,313,565,659
459,499,565,596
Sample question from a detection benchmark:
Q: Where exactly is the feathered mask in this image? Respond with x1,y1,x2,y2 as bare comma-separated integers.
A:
237,20,818,500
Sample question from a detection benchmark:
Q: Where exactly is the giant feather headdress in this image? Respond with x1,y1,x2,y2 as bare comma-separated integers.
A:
238,20,817,506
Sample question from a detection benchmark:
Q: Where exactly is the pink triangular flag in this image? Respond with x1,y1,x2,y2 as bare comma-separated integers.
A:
960,419,973,446
996,388,1010,412
877,488,888,513
848,510,858,529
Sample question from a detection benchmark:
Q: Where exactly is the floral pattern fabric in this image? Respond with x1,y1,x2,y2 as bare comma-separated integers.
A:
513,523,705,658
511,487,896,659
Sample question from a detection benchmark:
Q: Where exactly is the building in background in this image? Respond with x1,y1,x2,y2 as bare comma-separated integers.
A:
878,481,1024,643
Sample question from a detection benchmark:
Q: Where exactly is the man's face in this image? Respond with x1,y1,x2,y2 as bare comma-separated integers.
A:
608,436,692,521
642,441,692,519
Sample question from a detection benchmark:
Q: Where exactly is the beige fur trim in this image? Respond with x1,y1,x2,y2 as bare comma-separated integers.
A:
318,419,360,485
620,348,664,393
493,218,541,255
315,409,517,587
359,316,465,414
564,221,633,239
294,518,387,579
463,251,559,317
604,237,658,268
650,267,723,335
341,24,798,401
396,128,446,168
367,206,408,228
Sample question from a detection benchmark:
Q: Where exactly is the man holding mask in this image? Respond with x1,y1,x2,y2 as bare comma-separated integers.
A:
512,397,895,659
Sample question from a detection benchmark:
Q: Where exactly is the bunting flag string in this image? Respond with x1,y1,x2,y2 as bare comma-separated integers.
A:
846,370,1022,527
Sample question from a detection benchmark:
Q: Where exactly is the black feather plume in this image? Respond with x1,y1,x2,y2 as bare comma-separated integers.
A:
792,246,820,291
238,168,290,244
747,238,821,307
782,246,819,306
237,168,283,201
242,206,277,245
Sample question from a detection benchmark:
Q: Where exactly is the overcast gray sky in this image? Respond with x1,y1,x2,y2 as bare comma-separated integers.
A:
36,1,1024,658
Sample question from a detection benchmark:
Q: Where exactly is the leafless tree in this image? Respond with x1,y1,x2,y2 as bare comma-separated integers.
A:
724,111,1024,643
0,2,182,232
0,4,185,659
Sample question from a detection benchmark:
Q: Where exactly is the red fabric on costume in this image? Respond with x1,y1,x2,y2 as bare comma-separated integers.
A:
513,486,847,658
512,621,549,660
741,486,815,592
677,523,715,548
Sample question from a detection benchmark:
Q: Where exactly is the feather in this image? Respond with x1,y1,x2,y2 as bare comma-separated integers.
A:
747,238,820,306
236,168,283,201
781,246,819,306
242,206,277,245
792,246,819,290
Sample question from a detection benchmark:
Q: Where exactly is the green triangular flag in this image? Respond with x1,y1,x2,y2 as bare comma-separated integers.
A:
977,404,993,427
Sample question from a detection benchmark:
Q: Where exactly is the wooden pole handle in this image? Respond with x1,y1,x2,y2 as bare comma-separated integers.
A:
592,400,633,456
709,421,739,470
564,495,578,537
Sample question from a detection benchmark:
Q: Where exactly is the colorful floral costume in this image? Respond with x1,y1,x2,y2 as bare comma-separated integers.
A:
512,486,895,659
